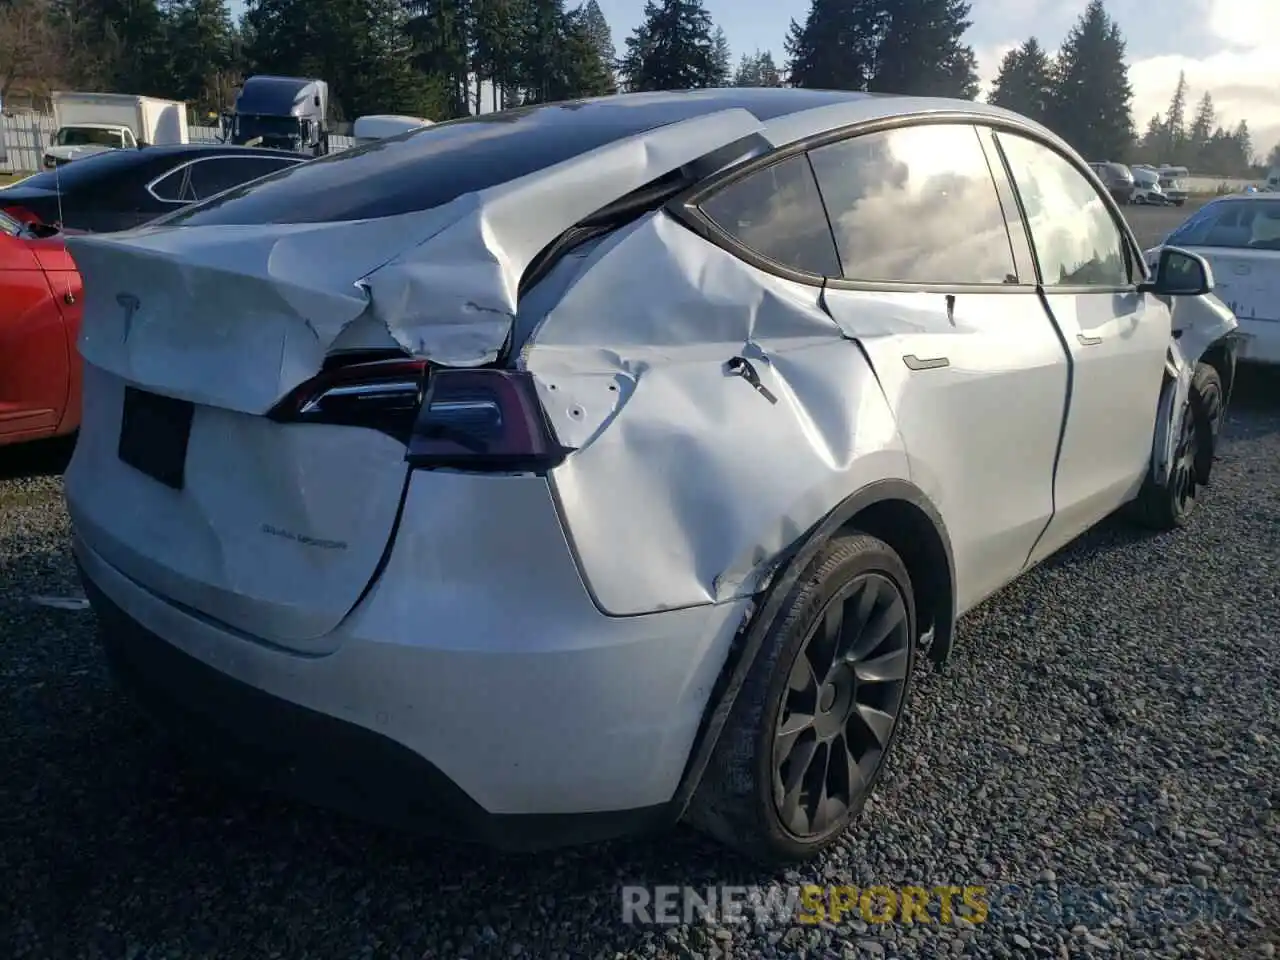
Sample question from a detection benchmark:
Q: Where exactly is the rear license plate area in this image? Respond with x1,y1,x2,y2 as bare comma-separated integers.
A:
118,387,194,490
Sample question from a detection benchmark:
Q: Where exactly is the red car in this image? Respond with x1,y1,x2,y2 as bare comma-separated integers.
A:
0,209,83,446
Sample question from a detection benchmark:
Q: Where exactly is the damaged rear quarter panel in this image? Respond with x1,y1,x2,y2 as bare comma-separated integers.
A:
523,212,910,617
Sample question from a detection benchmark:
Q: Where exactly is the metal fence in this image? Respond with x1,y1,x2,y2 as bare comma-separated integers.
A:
0,113,357,173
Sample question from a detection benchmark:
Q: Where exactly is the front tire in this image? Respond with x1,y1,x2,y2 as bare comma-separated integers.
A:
685,534,916,864
1130,363,1221,530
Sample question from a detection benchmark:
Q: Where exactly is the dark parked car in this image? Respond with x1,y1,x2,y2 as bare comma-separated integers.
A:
0,143,309,232
1089,161,1135,205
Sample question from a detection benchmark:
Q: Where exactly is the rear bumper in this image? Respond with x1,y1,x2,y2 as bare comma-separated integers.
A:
75,516,747,848
85,569,671,850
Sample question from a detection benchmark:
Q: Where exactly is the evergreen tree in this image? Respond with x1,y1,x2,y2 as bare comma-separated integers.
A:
786,0,886,91
1160,70,1188,156
1046,0,1134,162
162,0,236,111
578,0,614,69
556,3,614,97
472,0,523,111
518,0,565,102
986,37,1053,123
620,0,724,91
733,50,782,87
52,0,169,94
1267,142,1280,169
402,0,471,117
870,0,978,98
1185,91,1215,166
710,26,731,85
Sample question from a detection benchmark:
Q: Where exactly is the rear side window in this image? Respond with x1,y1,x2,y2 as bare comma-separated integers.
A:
807,124,1018,285
698,153,841,276
188,156,302,200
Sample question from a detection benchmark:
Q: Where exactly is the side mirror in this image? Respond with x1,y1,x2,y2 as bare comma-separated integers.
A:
1140,246,1214,297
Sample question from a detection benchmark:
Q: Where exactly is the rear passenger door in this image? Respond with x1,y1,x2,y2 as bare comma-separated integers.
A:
813,122,1070,613
991,130,1171,565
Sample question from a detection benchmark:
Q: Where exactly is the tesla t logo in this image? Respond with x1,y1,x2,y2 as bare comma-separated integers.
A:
116,293,140,341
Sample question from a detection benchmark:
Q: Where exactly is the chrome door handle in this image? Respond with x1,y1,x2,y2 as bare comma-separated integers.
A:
903,355,950,370
1077,334,1103,346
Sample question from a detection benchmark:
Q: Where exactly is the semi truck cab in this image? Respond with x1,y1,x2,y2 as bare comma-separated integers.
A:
224,76,330,157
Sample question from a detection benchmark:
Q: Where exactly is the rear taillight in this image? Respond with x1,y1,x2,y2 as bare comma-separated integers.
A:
268,359,568,472
408,368,567,472
268,358,428,441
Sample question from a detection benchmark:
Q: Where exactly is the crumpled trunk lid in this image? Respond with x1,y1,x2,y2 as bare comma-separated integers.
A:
64,107,768,649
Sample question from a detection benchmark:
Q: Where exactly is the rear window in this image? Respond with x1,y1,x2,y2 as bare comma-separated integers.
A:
16,149,151,190
1166,199,1280,249
164,105,708,226
165,94,864,227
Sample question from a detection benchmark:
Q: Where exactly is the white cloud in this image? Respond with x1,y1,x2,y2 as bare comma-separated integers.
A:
972,0,1280,164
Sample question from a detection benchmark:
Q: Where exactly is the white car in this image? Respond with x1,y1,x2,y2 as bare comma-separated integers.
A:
65,89,1238,864
1131,166,1167,205
1148,193,1280,364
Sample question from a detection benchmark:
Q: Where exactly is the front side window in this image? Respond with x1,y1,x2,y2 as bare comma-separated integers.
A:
1166,199,1280,250
698,153,841,276
806,123,1018,285
997,132,1131,287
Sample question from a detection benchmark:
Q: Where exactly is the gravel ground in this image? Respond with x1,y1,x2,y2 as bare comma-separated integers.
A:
3,203,1277,959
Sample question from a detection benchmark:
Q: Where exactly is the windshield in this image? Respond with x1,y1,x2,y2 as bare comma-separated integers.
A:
1166,198,1280,250
55,127,126,148
236,115,301,142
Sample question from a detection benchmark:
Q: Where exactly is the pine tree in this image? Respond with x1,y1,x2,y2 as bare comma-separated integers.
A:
1185,91,1215,167
402,0,471,117
733,50,782,87
620,0,724,91
473,0,522,112
162,0,236,111
710,26,731,85
986,37,1052,123
786,0,887,91
578,0,614,68
1045,0,1134,162
1160,70,1188,156
870,0,978,98
556,3,614,97
518,0,565,102
52,0,170,94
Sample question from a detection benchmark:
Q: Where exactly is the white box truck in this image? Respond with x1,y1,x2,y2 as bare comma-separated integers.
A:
44,92,189,169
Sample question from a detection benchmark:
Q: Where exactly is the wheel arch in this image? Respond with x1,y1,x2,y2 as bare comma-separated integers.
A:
668,478,956,821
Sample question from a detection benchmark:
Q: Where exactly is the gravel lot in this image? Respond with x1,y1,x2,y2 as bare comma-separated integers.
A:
3,202,1277,959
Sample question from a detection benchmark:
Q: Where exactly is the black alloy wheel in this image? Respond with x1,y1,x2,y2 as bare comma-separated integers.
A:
771,571,911,840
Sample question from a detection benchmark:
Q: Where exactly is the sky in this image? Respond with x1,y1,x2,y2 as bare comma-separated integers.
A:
223,0,1280,161
588,0,1280,161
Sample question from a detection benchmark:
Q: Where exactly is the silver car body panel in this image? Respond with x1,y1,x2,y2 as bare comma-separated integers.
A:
65,90,1239,815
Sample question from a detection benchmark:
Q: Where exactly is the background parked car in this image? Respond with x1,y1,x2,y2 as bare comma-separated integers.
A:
0,143,308,233
0,143,309,448
1089,160,1135,204
1148,193,1280,364
1130,166,1167,205
1156,164,1189,206
0,209,82,446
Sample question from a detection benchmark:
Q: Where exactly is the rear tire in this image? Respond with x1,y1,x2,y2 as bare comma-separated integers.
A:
1129,363,1221,531
684,533,917,864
